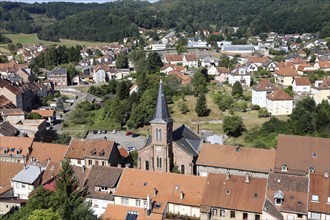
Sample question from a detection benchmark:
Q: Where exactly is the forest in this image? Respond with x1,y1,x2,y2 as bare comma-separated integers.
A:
0,0,329,42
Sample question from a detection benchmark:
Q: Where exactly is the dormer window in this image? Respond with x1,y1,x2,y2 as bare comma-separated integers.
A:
16,148,22,155
309,167,315,173
3,148,8,154
312,152,317,158
281,165,288,172
274,190,284,205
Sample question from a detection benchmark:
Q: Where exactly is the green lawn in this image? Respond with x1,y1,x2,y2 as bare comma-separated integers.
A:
2,33,112,48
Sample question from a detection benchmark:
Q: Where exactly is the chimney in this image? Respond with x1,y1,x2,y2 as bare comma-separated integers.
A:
153,188,158,196
146,194,151,216
245,173,250,183
226,171,230,180
180,191,185,200
82,165,85,173
39,166,42,174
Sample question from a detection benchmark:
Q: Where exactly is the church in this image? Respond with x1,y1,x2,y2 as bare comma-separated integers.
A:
138,81,201,175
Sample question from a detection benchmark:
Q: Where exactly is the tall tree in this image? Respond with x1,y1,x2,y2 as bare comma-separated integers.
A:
146,52,162,74
115,51,129,69
195,93,210,117
232,81,243,97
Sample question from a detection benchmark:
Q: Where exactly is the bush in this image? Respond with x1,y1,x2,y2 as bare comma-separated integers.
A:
252,105,260,110
258,108,270,118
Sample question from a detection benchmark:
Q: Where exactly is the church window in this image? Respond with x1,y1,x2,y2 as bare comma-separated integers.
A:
181,165,185,174
159,129,162,141
156,128,159,141
157,157,162,169
145,160,149,170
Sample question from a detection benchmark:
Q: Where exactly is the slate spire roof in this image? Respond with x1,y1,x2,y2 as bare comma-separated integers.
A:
150,80,172,124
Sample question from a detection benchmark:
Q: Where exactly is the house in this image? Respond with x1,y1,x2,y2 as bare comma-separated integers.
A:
215,67,230,83
0,121,19,136
200,173,267,220
274,134,330,176
183,54,199,68
207,66,218,76
65,138,122,168
228,67,251,87
160,64,186,75
196,144,276,178
252,79,278,108
0,162,25,215
101,203,163,220
200,55,219,67
310,78,330,104
11,165,44,199
0,95,16,109
13,119,46,139
266,89,293,115
151,44,166,51
307,173,330,220
163,54,183,65
138,81,201,175
113,168,207,218
292,77,311,95
93,65,107,83
47,68,68,87
266,173,309,220
0,136,34,163
274,66,300,86
28,142,68,166
247,56,270,67
314,61,330,72
16,68,34,83
129,83,139,95
296,64,315,75
85,166,123,217
31,109,56,124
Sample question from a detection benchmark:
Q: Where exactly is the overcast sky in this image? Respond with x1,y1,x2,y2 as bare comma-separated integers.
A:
7,0,158,3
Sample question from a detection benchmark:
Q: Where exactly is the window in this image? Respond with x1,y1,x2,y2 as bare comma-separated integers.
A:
121,198,128,205
220,209,225,217
243,213,248,220
326,214,330,220
156,128,159,141
297,214,303,218
327,197,330,204
212,209,218,216
102,161,106,166
155,128,163,141
95,160,99,166
312,195,319,202
156,157,162,169
88,160,92,165
230,211,235,218
77,159,81,165
275,198,282,205
255,214,260,220
135,199,141,207
21,184,26,189
311,212,321,219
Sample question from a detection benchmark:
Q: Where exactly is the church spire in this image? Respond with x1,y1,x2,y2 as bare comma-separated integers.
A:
150,80,172,124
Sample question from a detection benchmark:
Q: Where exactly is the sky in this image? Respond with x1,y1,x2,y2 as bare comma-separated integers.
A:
5,0,158,3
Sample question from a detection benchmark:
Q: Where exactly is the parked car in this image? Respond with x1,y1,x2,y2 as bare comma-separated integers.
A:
102,130,107,134
127,146,137,152
126,131,133,136
97,130,102,134
132,133,139,138
93,130,97,134
112,129,117,134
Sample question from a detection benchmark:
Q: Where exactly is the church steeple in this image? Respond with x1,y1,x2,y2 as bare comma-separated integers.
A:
150,80,172,124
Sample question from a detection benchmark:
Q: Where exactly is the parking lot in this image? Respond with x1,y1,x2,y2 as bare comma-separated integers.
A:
86,130,147,151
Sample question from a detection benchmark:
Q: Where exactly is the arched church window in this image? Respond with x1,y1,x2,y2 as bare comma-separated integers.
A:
145,160,149,170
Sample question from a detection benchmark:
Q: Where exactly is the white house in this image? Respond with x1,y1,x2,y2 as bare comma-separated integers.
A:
228,67,251,87
11,165,44,199
310,78,330,104
183,54,198,68
252,79,278,108
207,66,218,75
93,67,106,83
266,89,293,116
292,77,311,95
314,61,330,72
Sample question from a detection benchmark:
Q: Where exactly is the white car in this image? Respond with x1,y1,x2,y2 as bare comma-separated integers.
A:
112,129,117,134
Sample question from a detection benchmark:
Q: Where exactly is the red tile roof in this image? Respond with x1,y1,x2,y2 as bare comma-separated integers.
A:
253,79,278,92
196,144,276,173
267,89,293,101
101,204,163,220
0,162,24,194
275,66,299,76
31,109,55,118
294,77,311,86
164,54,183,62
201,173,267,213
308,173,330,214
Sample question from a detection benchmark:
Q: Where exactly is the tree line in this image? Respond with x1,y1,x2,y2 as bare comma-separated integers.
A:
0,0,329,42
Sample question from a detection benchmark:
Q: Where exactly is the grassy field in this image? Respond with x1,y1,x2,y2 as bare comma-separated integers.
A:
1,33,112,50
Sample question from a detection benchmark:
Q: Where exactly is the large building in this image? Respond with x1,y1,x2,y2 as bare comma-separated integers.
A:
138,81,201,175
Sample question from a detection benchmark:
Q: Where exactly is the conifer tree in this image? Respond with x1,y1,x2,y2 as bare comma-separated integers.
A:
195,93,210,117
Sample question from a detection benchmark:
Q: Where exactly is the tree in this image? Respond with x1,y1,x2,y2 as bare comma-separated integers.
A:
195,93,210,117
179,102,188,114
213,92,234,111
232,81,243,97
28,209,62,220
26,112,42,119
116,51,128,69
53,133,71,145
192,72,207,94
258,108,270,118
146,52,162,74
223,115,245,137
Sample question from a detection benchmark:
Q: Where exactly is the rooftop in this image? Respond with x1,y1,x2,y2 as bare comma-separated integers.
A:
11,165,44,184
